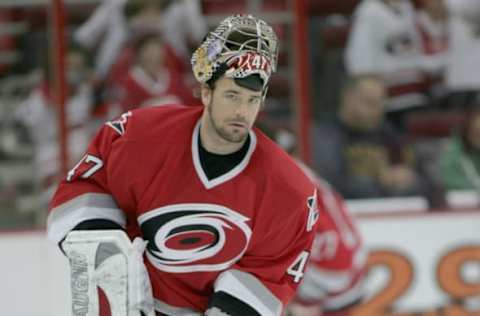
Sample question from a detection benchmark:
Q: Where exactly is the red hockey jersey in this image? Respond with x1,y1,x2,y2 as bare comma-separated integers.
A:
47,105,318,315
293,163,367,313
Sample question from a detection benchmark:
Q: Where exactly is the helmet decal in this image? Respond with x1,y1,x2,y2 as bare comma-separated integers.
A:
191,14,279,89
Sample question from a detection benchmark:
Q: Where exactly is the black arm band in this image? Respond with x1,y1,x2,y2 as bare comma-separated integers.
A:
72,219,124,231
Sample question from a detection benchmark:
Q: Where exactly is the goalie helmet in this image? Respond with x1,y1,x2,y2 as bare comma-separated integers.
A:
191,14,279,90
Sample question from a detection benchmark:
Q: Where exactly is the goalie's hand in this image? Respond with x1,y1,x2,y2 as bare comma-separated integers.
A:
128,237,155,316
62,230,155,316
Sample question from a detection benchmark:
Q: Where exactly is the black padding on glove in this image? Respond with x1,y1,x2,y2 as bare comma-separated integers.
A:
207,291,261,316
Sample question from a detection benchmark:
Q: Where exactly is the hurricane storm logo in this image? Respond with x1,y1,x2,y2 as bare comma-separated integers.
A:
138,204,252,273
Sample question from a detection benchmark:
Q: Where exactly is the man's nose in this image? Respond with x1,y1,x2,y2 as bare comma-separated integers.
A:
234,101,248,116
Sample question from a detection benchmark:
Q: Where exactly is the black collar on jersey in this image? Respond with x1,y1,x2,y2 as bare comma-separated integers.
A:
198,133,251,180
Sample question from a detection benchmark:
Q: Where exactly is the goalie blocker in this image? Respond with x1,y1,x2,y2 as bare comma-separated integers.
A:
62,230,155,316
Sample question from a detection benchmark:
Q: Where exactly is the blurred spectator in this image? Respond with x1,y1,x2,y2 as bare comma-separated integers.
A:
345,0,427,129
74,0,206,81
73,0,130,80
14,44,95,202
415,0,449,102
445,0,480,108
439,107,480,191
158,0,208,61
113,32,197,112
311,76,430,200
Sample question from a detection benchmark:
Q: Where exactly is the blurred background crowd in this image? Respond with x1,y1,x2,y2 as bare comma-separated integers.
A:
1,0,480,230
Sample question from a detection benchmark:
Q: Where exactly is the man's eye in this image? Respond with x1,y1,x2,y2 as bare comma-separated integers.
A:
249,98,260,105
225,94,238,101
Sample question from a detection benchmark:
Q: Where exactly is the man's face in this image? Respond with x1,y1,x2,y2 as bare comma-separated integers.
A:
345,79,386,131
138,39,165,71
202,77,263,143
420,0,447,19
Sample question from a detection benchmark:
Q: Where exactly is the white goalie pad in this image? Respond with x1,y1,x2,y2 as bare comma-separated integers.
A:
62,230,154,316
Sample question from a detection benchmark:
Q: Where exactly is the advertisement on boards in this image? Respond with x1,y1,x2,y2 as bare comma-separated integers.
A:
351,211,480,316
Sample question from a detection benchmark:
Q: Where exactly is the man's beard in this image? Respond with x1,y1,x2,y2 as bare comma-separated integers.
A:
208,105,248,143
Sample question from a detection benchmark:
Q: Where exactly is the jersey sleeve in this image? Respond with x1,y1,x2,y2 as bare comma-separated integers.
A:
295,184,368,311
46,112,133,245
210,189,318,316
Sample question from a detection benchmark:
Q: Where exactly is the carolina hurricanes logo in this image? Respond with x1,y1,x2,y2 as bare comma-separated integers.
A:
138,204,252,273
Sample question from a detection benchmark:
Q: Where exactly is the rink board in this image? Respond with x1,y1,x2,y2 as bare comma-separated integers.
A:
0,211,479,315
352,210,480,316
